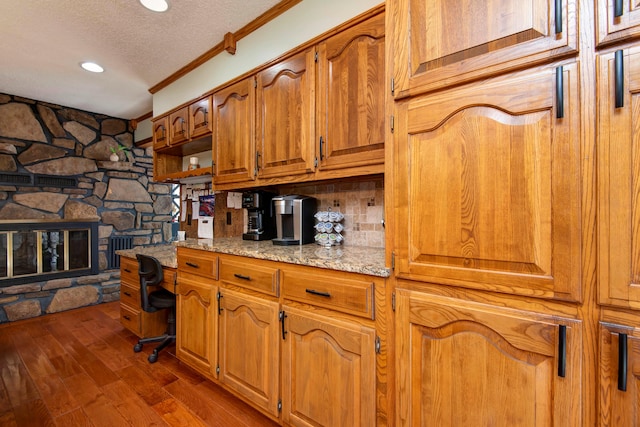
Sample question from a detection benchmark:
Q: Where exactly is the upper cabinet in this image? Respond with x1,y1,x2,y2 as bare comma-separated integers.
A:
316,13,385,174
392,61,582,302
212,76,256,186
388,0,577,98
596,0,640,47
152,115,169,151
256,47,316,180
168,106,190,146
598,46,640,309
189,95,213,140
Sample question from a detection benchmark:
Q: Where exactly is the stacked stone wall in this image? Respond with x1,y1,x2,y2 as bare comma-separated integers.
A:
0,93,173,322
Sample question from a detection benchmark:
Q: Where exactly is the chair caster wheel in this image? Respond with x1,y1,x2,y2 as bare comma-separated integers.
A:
134,343,143,353
148,351,158,363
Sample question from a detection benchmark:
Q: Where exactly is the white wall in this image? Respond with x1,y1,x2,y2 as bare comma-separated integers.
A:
134,117,152,143
153,0,382,116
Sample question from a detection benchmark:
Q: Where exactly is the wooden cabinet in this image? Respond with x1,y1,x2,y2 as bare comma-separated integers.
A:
218,255,279,297
599,318,640,426
218,288,280,418
392,61,581,302
119,256,174,338
176,248,218,378
152,116,169,151
256,47,316,180
395,288,581,426
315,12,385,175
388,0,577,98
280,305,376,427
596,0,640,47
212,76,256,186
598,46,640,309
189,95,212,140
168,107,189,146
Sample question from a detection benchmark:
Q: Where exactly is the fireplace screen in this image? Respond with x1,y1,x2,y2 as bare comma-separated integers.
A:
0,220,98,286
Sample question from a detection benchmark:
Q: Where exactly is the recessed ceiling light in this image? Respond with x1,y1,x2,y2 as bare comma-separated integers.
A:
80,62,104,73
140,0,169,12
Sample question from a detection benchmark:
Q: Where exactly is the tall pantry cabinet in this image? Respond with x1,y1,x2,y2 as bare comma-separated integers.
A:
385,0,612,425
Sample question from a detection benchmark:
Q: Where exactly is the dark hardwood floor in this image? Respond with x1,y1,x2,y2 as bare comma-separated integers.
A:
0,301,279,426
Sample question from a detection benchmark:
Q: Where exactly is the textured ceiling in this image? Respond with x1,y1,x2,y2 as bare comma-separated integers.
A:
0,0,280,119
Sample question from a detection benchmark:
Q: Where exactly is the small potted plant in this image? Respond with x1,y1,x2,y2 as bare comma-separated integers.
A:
109,144,130,162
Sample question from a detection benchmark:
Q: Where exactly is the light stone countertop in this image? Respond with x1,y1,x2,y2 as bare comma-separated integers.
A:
118,238,390,278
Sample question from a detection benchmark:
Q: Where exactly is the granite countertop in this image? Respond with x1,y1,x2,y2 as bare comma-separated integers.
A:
118,238,390,278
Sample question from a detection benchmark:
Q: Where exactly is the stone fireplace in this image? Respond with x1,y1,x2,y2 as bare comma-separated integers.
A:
0,93,174,322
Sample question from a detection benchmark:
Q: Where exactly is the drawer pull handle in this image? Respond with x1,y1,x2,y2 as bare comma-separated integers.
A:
618,333,628,391
123,291,132,297
306,289,331,298
234,273,251,281
123,315,131,321
124,268,132,273
186,262,199,268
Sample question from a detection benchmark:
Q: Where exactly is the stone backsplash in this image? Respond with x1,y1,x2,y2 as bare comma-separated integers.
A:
0,93,172,322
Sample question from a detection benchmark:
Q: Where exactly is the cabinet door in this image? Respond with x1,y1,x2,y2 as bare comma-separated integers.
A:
256,48,316,180
393,62,581,301
396,288,581,426
281,305,376,427
189,95,212,139
598,47,640,309
176,277,217,378
388,0,577,97
599,322,640,426
597,0,640,46
212,77,256,185
168,107,189,146
218,289,280,418
316,13,385,173
152,116,168,150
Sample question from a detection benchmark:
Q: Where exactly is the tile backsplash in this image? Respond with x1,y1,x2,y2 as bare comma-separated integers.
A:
213,176,385,248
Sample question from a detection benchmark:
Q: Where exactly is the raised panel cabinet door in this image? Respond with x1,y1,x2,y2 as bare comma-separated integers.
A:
596,0,640,47
256,48,316,180
393,61,581,301
212,77,256,185
598,47,640,309
189,96,213,139
281,305,376,427
396,289,582,426
168,107,189,146
218,289,280,418
152,116,168,150
175,278,217,378
599,322,640,426
388,0,577,98
316,12,385,172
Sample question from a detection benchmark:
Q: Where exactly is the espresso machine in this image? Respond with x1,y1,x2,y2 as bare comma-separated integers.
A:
242,191,277,241
272,195,316,245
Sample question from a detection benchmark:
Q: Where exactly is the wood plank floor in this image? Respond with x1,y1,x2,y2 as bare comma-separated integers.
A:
0,302,279,426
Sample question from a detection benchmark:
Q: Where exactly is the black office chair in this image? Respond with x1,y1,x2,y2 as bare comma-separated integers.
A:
132,254,176,363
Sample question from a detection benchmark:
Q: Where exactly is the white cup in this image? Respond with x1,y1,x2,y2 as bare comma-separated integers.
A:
177,230,186,241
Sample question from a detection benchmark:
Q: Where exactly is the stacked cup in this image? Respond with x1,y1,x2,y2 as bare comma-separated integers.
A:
314,209,344,246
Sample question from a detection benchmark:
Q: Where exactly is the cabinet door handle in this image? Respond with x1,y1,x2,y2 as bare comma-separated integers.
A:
614,0,623,17
555,0,562,34
319,136,325,161
615,49,624,108
180,117,186,134
124,268,132,273
186,262,199,268
254,151,261,176
558,325,567,377
305,289,331,298
217,291,223,315
279,310,287,340
234,273,251,281
123,291,132,297
123,315,131,321
618,333,628,391
556,66,564,119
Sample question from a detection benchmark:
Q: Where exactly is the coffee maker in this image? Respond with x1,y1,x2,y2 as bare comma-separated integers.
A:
242,191,277,241
272,195,316,245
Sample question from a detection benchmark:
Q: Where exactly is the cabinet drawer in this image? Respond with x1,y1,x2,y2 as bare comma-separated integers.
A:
120,257,139,284
219,257,279,297
282,270,374,319
120,304,141,335
178,247,218,279
120,282,140,307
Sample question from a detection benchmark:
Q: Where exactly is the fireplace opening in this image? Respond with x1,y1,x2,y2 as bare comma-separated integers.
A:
0,220,99,287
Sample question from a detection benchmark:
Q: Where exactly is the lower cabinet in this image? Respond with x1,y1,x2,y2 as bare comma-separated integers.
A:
599,320,640,426
395,288,582,426
175,275,218,379
218,288,280,418
280,305,376,427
